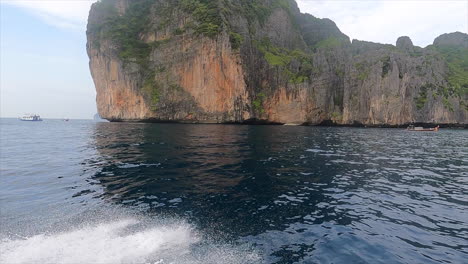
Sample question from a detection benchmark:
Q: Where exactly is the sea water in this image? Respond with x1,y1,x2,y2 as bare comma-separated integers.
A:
0,119,467,263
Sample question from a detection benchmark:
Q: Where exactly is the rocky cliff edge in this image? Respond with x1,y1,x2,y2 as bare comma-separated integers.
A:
87,0,468,126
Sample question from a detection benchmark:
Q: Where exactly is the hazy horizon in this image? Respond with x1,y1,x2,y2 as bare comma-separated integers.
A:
1,0,467,119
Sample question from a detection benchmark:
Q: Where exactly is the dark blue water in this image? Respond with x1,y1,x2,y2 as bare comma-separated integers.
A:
1,118,467,263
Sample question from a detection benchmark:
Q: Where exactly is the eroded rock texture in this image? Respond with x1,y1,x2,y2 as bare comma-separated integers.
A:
87,0,467,126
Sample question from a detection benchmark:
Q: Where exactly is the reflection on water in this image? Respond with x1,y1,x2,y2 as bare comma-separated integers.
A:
1,119,467,263
87,123,468,263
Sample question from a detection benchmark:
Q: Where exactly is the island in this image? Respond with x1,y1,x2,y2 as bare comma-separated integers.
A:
86,0,467,126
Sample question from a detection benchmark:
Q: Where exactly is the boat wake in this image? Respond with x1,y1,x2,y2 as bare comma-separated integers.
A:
0,216,260,264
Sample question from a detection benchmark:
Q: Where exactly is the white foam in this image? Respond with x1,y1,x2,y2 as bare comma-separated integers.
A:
1,219,194,264
1,218,260,264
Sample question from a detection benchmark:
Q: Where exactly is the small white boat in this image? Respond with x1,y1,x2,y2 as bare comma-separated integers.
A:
406,125,439,132
20,114,43,121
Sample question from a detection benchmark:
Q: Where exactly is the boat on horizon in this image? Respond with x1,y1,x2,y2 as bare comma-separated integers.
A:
19,114,43,122
407,125,439,132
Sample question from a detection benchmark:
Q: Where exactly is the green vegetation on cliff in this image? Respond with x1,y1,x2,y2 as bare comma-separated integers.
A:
142,72,159,111
180,0,223,37
257,38,312,84
355,62,370,81
381,56,391,77
314,37,344,50
226,0,292,25
95,0,153,67
435,45,468,98
229,31,244,50
180,0,294,38
415,85,429,110
88,0,467,123
252,92,266,114
415,83,458,112
91,0,295,60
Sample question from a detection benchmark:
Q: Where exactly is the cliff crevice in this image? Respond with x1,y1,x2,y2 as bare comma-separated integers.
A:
87,0,467,125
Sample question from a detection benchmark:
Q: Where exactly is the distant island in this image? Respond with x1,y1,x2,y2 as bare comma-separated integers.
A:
86,0,467,126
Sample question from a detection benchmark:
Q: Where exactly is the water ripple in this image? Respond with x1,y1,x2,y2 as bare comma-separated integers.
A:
1,120,467,263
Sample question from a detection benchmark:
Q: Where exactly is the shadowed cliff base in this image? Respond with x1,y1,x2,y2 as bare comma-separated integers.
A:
314,120,467,129
108,118,286,126
106,118,467,129
87,0,467,126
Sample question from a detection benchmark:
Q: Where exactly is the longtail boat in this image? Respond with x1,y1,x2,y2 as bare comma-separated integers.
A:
407,125,440,132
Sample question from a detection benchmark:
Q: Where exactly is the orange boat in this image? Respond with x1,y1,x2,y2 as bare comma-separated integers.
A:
407,125,440,132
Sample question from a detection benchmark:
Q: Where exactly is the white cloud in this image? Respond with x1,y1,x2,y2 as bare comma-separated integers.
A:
297,0,468,47
2,0,97,30
2,0,467,45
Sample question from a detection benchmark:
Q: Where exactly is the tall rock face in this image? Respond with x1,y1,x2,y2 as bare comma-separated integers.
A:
87,0,467,125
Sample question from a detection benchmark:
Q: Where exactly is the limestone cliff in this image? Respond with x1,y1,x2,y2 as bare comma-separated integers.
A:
87,0,467,126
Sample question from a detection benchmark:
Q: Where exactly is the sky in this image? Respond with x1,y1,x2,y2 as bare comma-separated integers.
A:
0,0,467,119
